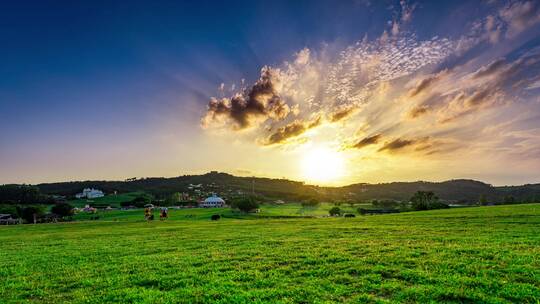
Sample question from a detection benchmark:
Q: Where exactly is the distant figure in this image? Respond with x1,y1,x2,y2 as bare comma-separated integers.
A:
144,207,153,221
160,207,168,220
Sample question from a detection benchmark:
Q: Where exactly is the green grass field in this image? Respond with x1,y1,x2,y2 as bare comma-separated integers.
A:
69,203,364,222
1,204,539,303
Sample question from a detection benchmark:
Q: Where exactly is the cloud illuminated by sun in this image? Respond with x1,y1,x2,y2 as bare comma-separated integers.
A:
199,0,540,185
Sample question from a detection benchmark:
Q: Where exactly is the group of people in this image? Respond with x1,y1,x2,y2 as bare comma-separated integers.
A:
144,206,168,221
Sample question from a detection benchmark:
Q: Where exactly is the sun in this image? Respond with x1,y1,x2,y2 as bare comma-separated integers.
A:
301,146,345,184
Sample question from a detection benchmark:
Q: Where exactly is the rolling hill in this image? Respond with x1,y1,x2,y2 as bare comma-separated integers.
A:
34,172,540,204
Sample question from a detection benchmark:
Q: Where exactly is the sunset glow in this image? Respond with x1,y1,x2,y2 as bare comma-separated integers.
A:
301,146,345,184
1,1,540,186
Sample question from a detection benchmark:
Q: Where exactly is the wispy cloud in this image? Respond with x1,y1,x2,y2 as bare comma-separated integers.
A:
352,134,382,149
261,117,321,145
499,1,540,38
378,138,417,152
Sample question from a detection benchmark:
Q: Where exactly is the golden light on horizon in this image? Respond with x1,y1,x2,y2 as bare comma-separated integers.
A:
301,146,345,185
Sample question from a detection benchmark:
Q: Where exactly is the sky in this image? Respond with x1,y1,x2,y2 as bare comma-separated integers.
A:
1,0,540,186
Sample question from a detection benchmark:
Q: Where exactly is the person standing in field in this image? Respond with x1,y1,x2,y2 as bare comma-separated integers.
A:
144,207,153,221
160,207,168,220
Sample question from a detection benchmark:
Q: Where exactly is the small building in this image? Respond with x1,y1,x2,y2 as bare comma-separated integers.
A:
76,188,105,199
0,214,21,225
199,194,225,208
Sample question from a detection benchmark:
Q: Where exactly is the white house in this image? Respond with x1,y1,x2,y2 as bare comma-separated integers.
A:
75,188,105,199
199,194,225,208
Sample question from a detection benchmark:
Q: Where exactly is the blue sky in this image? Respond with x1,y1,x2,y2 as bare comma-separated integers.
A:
1,1,540,185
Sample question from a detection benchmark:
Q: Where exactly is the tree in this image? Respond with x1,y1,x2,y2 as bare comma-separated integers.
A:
301,199,319,207
231,197,259,213
131,194,153,208
18,205,45,224
373,199,399,209
0,184,54,205
164,192,182,206
329,207,341,216
503,195,515,204
410,191,448,211
51,202,74,217
478,194,488,206
0,204,18,215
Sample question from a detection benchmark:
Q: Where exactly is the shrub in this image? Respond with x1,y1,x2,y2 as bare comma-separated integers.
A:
329,207,341,216
120,201,133,207
211,214,221,221
51,202,74,217
344,213,356,218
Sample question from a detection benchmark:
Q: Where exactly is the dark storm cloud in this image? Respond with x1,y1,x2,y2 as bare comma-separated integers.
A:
352,134,382,149
202,67,290,130
261,117,321,145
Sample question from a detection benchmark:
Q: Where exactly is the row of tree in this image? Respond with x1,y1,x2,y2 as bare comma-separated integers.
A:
0,202,74,224
0,185,55,205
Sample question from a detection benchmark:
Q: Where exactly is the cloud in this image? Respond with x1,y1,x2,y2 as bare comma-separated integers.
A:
408,105,430,118
391,21,400,36
499,1,540,38
200,0,540,173
352,134,382,149
400,0,416,23
484,15,502,43
261,117,321,146
471,52,540,90
201,67,290,130
472,58,507,78
378,138,417,152
437,87,501,123
526,79,540,90
329,107,356,123
408,70,448,97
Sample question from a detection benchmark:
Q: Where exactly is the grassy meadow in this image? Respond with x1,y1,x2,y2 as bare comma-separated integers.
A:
1,204,539,303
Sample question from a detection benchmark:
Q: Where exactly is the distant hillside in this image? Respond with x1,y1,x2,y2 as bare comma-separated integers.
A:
36,172,540,204
339,179,496,203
